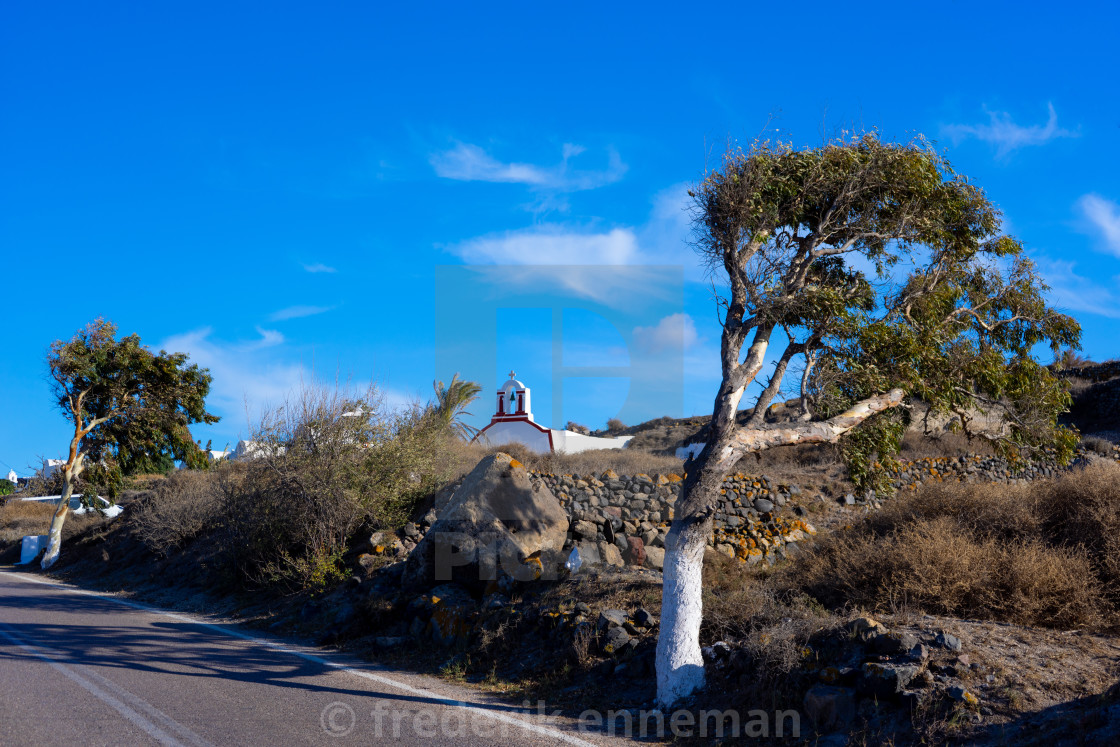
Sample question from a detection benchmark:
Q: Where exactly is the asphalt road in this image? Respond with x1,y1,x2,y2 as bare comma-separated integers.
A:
0,570,627,746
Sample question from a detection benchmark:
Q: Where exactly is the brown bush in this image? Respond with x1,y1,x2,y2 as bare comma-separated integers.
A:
217,384,465,590
787,461,1120,629
702,550,835,691
132,469,223,555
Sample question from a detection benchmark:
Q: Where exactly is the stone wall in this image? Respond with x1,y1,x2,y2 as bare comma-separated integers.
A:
1057,361,1120,382
381,444,1119,572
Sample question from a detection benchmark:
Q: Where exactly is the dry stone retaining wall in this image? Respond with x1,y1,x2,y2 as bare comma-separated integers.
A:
377,444,1120,572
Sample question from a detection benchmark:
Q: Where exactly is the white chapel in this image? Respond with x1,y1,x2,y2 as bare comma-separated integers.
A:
472,371,633,454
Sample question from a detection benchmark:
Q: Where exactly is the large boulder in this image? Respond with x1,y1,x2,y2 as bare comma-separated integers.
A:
403,453,569,589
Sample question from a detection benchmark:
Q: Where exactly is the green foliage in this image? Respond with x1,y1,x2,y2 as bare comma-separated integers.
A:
0,481,13,497
693,133,1081,491
49,318,218,484
429,372,482,440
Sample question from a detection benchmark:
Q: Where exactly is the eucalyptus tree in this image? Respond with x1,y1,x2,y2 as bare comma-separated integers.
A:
41,319,216,568
656,133,1080,706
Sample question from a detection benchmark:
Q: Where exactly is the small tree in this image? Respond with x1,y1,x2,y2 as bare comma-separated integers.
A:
430,372,482,440
41,319,217,568
655,133,1080,706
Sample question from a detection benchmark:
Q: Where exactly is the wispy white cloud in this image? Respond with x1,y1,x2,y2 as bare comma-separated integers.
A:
443,184,699,305
452,226,641,265
942,103,1077,158
633,313,699,354
251,327,284,348
1078,194,1120,257
430,142,626,192
160,327,306,430
268,305,334,322
303,263,337,273
1035,258,1120,319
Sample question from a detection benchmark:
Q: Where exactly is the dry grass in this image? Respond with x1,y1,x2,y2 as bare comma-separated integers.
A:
483,441,685,477
0,498,110,548
0,499,56,544
787,460,1120,630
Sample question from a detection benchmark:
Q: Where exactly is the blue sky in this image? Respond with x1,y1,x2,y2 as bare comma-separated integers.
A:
2,2,1118,475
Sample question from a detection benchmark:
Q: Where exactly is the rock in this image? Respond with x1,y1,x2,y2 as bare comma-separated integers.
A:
850,616,886,641
433,482,461,512
599,541,624,567
861,662,921,697
428,583,477,647
803,684,856,731
912,669,935,688
753,498,774,513
871,631,920,655
644,545,665,571
625,536,646,567
602,625,631,654
947,685,980,707
403,453,569,589
634,608,657,628
899,689,932,710
936,632,963,652
572,520,599,540
598,610,627,631
569,541,599,567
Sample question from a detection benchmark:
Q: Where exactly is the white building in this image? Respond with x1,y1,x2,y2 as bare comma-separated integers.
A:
229,440,286,460
39,459,66,479
472,372,633,454
5,469,17,484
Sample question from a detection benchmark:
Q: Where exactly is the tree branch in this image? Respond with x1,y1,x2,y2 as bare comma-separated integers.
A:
712,388,905,473
746,338,804,427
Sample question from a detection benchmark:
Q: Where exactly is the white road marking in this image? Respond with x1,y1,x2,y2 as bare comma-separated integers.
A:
0,622,193,747
70,660,217,747
0,571,599,746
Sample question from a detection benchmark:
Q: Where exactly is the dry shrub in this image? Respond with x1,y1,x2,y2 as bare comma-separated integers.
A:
898,428,999,459
702,549,771,640
789,461,1120,629
749,441,841,472
703,550,835,694
1031,459,1120,598
132,469,223,555
219,383,461,590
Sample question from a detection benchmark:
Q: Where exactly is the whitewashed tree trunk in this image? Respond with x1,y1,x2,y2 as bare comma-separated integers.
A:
40,482,72,569
655,518,709,707
654,389,905,708
41,451,84,569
